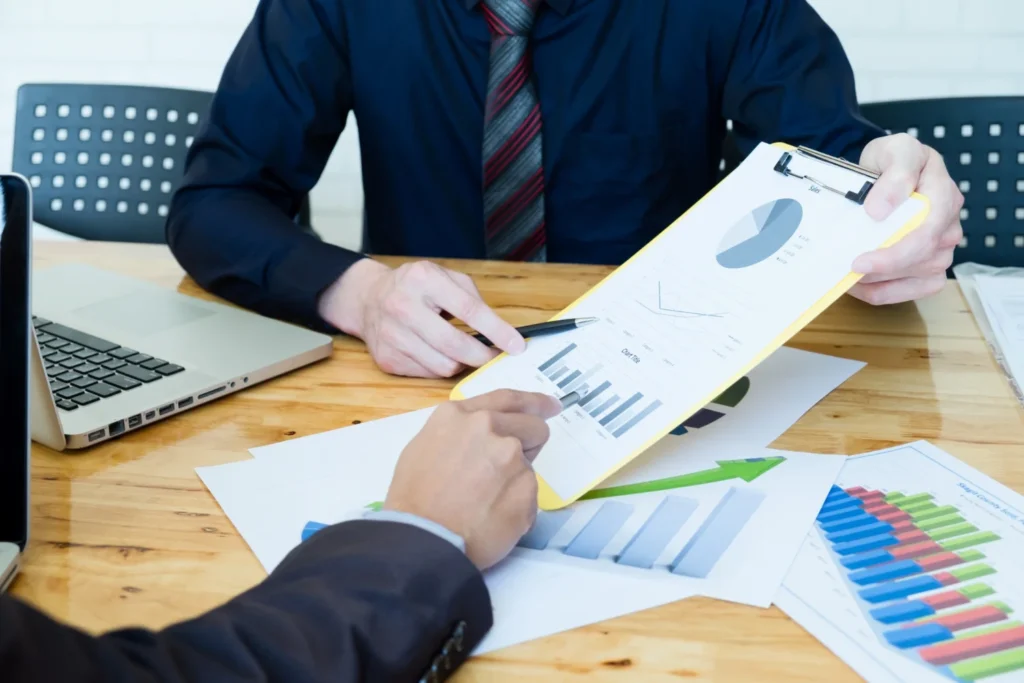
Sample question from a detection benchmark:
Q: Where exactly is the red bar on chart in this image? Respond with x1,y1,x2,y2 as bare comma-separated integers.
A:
922,590,971,611
927,605,1009,633
933,571,959,587
895,529,929,544
857,491,886,502
863,502,900,515
892,520,916,533
877,510,912,523
890,540,943,561
918,552,967,572
920,625,1024,666
845,486,868,496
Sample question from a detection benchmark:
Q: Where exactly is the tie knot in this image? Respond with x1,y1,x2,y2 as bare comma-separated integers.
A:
482,0,540,36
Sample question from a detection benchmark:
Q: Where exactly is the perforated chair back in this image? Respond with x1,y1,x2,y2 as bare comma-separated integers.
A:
12,84,215,243
860,97,1024,268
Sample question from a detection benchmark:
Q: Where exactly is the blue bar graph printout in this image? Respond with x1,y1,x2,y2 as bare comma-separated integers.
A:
518,510,574,550
671,487,765,578
564,501,633,559
616,496,698,569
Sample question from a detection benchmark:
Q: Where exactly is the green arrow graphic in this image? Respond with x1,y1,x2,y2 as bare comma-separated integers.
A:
579,456,785,500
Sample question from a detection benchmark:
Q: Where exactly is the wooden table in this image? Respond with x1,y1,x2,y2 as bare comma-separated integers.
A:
15,242,1024,681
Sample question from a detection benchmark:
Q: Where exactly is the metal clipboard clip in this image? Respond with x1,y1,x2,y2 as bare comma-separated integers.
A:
773,146,878,205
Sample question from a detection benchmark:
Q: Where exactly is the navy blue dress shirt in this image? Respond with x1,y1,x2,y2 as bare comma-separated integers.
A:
167,0,883,331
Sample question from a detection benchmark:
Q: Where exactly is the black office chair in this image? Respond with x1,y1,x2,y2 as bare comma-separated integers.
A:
859,97,1024,268
12,83,314,243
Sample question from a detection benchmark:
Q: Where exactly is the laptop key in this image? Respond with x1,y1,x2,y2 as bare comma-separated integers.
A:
106,374,142,390
57,387,85,399
109,348,138,359
77,363,100,375
119,365,162,383
125,353,153,365
49,381,69,392
60,343,84,355
36,333,56,345
141,358,167,370
90,353,113,365
71,377,97,389
41,323,119,353
55,371,83,383
89,368,115,380
156,364,184,376
47,352,72,364
43,339,70,350
103,359,127,370
72,393,100,406
87,383,121,398
33,317,51,328
73,348,99,360
56,399,78,411
59,358,85,370
46,366,64,378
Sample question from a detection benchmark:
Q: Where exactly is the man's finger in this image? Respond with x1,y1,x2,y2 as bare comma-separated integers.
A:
860,134,928,222
849,274,946,306
448,269,485,299
411,306,498,368
425,272,527,355
460,389,562,419
489,412,552,456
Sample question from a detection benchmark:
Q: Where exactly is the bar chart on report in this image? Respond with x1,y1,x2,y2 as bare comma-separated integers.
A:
514,456,785,581
782,443,1024,683
538,343,664,439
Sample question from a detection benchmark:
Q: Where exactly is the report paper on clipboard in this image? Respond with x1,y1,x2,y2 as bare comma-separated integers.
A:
453,142,929,510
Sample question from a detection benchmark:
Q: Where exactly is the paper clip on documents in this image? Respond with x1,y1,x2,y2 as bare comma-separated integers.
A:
773,146,879,206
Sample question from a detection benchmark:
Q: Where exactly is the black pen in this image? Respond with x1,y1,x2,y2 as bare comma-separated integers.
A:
473,317,599,348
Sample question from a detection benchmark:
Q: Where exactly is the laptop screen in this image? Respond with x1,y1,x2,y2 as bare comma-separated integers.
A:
0,175,30,549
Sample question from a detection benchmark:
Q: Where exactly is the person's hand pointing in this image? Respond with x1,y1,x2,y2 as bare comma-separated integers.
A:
318,259,526,378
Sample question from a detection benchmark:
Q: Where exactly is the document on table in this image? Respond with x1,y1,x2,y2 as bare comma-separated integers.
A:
776,441,1024,683
973,274,1024,398
453,142,927,508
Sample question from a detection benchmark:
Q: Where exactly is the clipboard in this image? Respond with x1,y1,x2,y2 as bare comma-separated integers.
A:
453,142,930,510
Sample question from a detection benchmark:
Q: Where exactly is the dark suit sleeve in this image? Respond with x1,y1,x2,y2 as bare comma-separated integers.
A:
166,0,362,333
0,521,492,683
721,0,885,162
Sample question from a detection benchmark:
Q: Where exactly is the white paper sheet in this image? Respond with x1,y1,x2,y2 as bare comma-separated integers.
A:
776,442,1024,683
455,142,922,501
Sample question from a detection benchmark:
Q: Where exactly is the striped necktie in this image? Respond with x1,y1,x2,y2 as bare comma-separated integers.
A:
481,0,546,262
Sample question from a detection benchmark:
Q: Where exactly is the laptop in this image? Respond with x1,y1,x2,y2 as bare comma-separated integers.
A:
1,174,31,591
2,173,335,451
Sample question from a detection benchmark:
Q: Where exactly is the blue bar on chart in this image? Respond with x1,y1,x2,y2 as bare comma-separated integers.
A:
860,574,947,603
612,400,664,438
564,501,634,560
557,370,582,389
590,395,620,419
539,344,576,372
671,487,765,578
518,509,574,550
301,520,327,542
825,520,893,542
616,496,698,569
821,512,879,534
600,392,643,427
578,381,611,407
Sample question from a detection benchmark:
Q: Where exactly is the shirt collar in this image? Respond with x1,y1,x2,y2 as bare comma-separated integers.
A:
464,0,573,16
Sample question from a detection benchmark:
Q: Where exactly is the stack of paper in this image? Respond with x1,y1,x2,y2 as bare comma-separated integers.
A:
197,347,860,654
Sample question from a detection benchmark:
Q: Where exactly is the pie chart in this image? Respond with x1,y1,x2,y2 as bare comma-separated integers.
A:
716,198,803,269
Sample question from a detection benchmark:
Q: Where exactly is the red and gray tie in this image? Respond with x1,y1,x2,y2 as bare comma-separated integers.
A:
481,0,546,262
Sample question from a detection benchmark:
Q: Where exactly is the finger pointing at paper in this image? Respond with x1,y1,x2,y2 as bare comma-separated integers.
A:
849,133,964,306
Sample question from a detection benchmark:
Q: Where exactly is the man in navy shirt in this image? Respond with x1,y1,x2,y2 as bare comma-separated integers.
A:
168,0,962,379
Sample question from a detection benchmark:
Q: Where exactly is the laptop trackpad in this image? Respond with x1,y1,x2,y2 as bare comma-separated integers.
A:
74,292,214,336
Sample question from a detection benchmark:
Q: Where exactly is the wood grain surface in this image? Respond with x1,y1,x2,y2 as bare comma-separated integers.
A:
12,241,1024,682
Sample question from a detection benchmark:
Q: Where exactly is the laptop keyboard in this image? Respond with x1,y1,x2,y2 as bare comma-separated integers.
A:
33,316,185,412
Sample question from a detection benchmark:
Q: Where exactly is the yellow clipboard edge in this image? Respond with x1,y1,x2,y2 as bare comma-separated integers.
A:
451,142,931,510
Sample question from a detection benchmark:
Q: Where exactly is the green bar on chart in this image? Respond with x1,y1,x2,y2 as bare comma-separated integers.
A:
901,500,938,514
959,583,997,600
884,492,907,502
941,531,1001,552
953,620,1023,641
928,522,978,542
891,492,933,508
911,505,959,521
918,514,966,532
948,646,1024,680
950,563,996,582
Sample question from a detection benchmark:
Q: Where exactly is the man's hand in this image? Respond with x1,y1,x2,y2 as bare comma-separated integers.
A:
318,259,526,378
384,390,562,570
851,133,964,305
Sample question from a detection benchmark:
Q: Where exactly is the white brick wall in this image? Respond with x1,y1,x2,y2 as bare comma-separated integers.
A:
1,0,1022,248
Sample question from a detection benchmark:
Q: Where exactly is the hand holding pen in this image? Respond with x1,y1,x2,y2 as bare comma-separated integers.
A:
473,317,598,347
